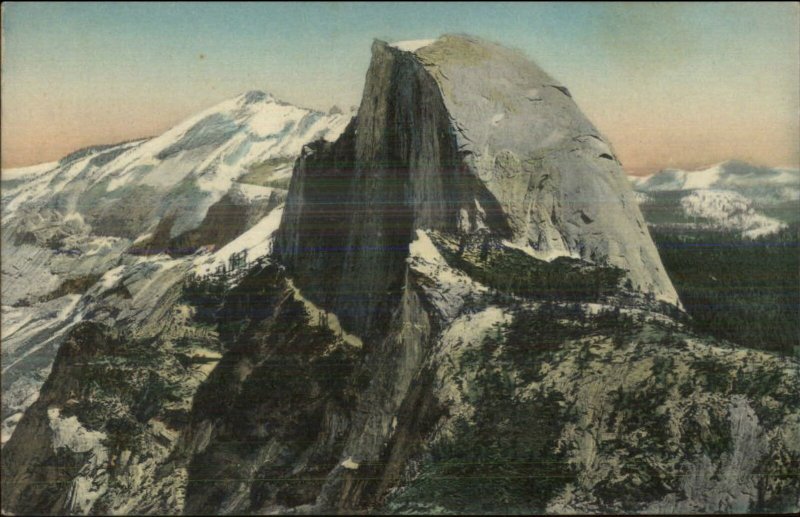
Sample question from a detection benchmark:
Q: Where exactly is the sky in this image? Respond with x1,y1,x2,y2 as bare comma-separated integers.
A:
2,2,798,174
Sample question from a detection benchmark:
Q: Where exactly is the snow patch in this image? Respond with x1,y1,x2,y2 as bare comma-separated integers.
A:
341,457,360,470
192,206,284,277
83,236,126,257
48,407,109,514
408,230,488,321
680,190,786,238
99,265,126,290
501,238,576,262
48,407,107,453
473,199,488,231
1,161,59,181
133,232,153,245
683,163,723,190
389,39,437,52
234,183,274,202
286,278,363,349
1,412,23,446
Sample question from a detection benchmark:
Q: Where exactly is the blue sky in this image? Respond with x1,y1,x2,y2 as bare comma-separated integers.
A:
2,2,798,172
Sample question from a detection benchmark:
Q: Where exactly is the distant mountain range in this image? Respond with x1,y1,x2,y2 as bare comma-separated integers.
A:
631,160,799,201
630,160,800,237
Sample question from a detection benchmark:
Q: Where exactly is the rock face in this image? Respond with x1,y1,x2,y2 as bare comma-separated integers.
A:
278,35,679,344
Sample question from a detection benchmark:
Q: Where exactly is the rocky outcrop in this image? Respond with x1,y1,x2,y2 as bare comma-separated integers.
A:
414,35,671,295
129,184,284,256
277,40,510,340
278,35,679,348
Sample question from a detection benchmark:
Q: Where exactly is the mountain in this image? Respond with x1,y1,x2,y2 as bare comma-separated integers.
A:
630,161,800,238
278,35,680,330
0,91,352,446
2,35,799,515
629,161,800,358
678,189,786,238
631,160,799,203
2,90,351,238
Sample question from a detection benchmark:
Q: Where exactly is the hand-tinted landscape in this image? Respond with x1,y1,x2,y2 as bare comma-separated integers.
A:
2,3,798,515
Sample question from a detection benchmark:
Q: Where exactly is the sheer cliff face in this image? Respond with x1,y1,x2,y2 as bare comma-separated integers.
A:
278,35,679,338
277,40,510,339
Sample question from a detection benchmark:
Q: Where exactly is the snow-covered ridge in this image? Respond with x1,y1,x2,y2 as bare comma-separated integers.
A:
1,90,353,231
631,160,800,204
680,189,786,238
1,161,60,182
192,206,285,277
629,160,798,238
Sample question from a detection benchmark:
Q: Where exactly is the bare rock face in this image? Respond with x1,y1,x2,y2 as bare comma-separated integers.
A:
278,35,679,342
416,36,676,299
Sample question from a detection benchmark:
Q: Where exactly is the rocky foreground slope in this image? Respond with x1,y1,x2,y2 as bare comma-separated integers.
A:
2,35,798,515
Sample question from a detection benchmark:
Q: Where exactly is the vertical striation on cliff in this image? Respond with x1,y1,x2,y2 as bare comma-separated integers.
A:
277,39,513,341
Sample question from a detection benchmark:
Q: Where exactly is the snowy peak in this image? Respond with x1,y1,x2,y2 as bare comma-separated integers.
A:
680,189,786,238
238,90,273,105
388,38,438,52
2,91,353,238
632,160,800,202
0,89,349,446
630,160,798,238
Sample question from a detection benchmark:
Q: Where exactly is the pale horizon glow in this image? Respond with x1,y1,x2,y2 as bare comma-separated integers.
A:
2,2,798,174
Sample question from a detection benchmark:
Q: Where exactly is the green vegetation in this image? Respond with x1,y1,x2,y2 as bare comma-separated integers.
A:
651,224,800,357
186,289,357,512
638,191,710,225
390,361,574,514
182,252,267,323
762,201,800,224
679,404,734,461
498,303,636,382
431,232,626,303
51,324,186,456
389,305,642,514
